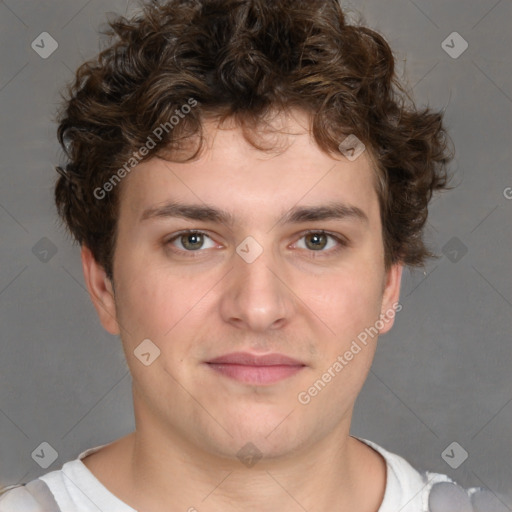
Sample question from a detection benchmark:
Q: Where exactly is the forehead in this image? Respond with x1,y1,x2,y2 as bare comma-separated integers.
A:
118,112,380,226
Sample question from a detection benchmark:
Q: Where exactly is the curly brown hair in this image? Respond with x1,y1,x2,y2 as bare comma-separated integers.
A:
54,0,453,282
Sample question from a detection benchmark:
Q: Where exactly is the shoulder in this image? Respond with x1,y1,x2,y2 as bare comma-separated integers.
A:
355,437,506,512
0,478,60,512
0,442,130,512
0,485,38,512
426,478,509,512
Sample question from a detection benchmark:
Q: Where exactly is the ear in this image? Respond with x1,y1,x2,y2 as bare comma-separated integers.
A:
378,263,403,335
81,245,120,336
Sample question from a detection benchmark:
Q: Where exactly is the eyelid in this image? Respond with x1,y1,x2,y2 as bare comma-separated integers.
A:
164,229,349,254
291,229,349,252
165,229,218,250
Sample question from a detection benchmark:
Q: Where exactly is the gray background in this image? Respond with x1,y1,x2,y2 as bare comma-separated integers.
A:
1,0,511,507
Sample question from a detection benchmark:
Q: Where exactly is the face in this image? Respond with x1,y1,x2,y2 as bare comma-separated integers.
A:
82,110,402,461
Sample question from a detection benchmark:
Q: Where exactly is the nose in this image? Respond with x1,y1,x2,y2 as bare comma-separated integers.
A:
219,240,294,332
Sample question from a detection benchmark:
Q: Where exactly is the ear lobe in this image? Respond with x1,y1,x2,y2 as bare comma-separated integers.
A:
81,245,120,336
378,263,403,336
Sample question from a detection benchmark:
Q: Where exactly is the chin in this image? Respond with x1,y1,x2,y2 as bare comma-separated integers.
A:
205,433,302,465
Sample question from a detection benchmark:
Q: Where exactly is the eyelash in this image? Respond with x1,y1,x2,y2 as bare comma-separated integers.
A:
164,230,348,258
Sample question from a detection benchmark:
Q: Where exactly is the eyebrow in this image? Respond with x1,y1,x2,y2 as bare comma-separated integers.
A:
139,201,369,227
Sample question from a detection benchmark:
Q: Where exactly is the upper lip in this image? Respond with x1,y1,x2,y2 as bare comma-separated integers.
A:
206,352,305,366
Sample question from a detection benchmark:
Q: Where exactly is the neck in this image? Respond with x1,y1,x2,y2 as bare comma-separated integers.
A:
112,422,386,512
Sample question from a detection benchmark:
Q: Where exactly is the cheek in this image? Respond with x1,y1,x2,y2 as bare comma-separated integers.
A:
114,259,213,351
113,264,176,344
305,267,383,345
114,270,198,390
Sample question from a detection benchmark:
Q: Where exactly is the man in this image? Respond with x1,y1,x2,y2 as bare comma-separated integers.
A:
0,0,500,511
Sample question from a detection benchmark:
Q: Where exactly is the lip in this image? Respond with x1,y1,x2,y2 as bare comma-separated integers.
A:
207,352,304,366
205,352,306,385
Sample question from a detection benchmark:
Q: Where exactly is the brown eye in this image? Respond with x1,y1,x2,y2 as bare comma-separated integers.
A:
166,231,216,252
295,230,347,254
304,232,329,251
180,232,204,250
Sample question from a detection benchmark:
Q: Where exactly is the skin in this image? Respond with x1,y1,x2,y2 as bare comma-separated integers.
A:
80,110,403,512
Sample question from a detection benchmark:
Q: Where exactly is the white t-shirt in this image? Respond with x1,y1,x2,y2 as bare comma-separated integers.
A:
0,437,496,512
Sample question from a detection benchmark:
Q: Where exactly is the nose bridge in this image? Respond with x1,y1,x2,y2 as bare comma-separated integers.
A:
221,236,292,330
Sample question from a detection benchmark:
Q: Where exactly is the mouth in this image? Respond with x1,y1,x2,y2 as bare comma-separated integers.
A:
205,352,306,385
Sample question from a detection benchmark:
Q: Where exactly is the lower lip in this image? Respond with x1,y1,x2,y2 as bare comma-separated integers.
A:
206,363,305,385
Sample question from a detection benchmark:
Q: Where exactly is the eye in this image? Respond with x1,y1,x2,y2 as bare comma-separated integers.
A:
165,230,216,252
294,230,347,253
164,229,348,256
